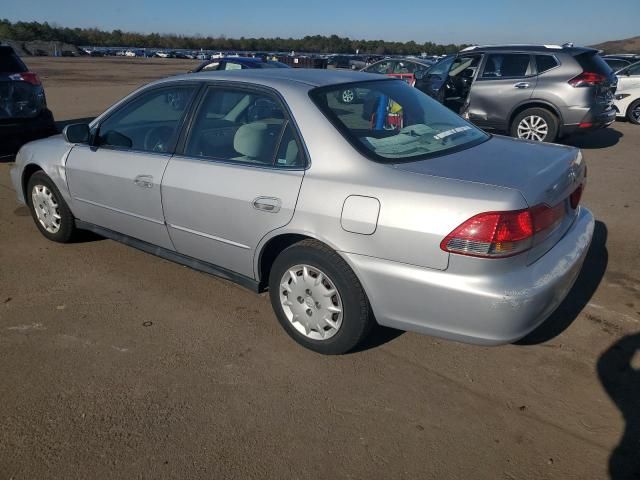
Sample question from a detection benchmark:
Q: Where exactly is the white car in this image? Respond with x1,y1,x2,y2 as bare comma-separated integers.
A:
614,61,640,124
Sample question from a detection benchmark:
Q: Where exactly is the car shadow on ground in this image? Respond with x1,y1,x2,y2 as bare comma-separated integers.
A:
563,128,623,149
597,333,640,479
351,324,405,353
517,220,608,345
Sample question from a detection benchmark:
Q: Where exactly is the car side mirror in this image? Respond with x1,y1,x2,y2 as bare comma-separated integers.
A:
62,123,90,144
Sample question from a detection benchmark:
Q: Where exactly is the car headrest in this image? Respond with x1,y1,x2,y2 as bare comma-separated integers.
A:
233,122,274,160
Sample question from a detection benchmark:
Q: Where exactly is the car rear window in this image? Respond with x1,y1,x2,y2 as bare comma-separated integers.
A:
309,79,489,163
535,55,559,74
0,48,27,73
574,52,612,74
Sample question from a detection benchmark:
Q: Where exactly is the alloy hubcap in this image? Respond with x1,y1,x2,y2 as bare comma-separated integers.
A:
342,90,354,103
517,115,549,141
279,264,343,341
631,105,640,122
31,184,61,234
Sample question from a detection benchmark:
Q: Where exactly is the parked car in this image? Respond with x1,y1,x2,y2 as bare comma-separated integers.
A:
327,55,352,69
613,61,640,124
11,69,593,354
602,54,640,72
416,45,617,142
190,57,290,73
362,57,434,85
0,45,56,157
336,57,434,104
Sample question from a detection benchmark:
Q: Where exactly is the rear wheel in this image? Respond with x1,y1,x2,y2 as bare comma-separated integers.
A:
511,108,558,143
627,99,640,125
26,171,76,243
268,239,373,354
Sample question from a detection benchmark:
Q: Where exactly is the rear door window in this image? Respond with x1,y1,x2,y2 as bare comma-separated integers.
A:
535,55,559,74
185,87,289,166
482,54,531,78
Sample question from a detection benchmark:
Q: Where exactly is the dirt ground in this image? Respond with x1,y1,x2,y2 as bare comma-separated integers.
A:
1,57,639,480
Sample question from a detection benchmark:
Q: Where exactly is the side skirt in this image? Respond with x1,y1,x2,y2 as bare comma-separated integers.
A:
75,220,261,293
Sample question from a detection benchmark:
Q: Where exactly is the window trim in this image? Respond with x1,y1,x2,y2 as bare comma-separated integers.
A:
308,78,490,165
91,82,202,156
176,81,309,170
477,53,536,81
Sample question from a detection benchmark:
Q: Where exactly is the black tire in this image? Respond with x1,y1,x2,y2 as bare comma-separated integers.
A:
338,88,356,104
268,239,373,355
510,107,559,143
627,99,640,125
26,171,76,243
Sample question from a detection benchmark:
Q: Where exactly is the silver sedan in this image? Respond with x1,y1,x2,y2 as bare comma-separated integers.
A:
10,69,594,354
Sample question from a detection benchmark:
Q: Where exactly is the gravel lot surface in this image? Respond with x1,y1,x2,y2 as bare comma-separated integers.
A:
1,57,639,480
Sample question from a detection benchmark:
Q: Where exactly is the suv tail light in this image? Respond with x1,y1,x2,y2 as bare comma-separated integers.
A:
568,72,606,87
441,203,567,258
8,72,41,86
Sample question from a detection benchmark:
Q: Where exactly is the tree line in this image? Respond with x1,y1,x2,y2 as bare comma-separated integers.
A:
0,19,466,55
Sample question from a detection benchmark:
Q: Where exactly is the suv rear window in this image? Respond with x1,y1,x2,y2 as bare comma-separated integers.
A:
535,55,559,74
0,47,27,73
574,52,612,75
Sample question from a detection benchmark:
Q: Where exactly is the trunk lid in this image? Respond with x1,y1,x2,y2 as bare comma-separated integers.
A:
393,135,586,263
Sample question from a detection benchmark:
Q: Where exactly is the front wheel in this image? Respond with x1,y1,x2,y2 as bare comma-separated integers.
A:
510,108,559,143
26,171,76,242
268,239,373,354
627,99,640,125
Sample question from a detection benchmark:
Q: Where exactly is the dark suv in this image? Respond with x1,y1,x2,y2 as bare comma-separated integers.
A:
416,45,617,142
1,45,56,157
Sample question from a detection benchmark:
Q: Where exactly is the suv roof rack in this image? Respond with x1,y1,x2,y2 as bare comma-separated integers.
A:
460,44,567,52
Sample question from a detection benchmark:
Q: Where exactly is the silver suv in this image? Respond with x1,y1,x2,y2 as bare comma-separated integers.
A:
416,45,617,142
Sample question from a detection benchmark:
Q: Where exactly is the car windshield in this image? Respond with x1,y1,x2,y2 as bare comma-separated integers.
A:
425,56,455,76
310,79,489,163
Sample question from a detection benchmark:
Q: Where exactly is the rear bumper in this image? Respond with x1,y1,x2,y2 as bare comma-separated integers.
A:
0,110,56,155
342,207,594,345
561,107,616,136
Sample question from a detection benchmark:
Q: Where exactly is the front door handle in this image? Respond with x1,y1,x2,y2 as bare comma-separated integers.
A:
252,197,281,213
514,82,530,89
134,175,154,188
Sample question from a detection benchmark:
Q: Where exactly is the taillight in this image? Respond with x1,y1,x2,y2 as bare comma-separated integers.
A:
441,204,567,258
570,185,583,209
8,72,41,85
568,72,606,87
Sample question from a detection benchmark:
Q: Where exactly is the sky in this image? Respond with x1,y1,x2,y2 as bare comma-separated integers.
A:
3,0,639,46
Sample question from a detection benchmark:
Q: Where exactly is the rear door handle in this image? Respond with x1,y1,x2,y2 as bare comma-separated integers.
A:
134,175,154,188
514,82,530,89
252,197,281,213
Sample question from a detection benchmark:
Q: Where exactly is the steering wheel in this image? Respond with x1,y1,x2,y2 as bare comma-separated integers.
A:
143,126,174,152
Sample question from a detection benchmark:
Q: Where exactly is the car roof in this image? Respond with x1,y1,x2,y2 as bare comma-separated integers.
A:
460,44,597,55
164,68,388,89
0,45,16,55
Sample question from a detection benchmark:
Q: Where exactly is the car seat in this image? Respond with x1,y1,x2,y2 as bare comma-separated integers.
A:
233,122,279,164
